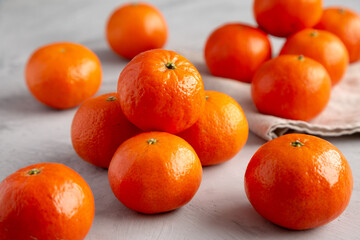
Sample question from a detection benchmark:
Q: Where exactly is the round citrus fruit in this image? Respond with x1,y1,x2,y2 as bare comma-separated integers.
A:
178,90,249,166
251,55,331,121
25,42,102,109
106,2,168,59
117,49,206,134
0,163,95,239
71,93,142,168
315,7,360,63
280,29,349,86
253,0,323,37
280,28,349,86
204,23,271,83
108,132,202,214
244,133,353,230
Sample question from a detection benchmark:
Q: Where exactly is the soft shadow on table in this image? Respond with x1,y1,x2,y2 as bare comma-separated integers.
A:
323,133,360,144
0,92,59,116
94,188,183,221
192,61,209,76
91,47,129,66
205,201,326,239
90,47,130,93
245,131,267,146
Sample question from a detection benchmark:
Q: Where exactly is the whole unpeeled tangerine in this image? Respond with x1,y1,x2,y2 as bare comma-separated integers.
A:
106,2,168,59
245,133,353,230
117,49,206,134
253,0,323,37
0,163,95,239
108,132,202,214
25,42,102,109
315,7,360,63
204,23,271,83
280,29,349,86
178,90,249,166
71,93,142,168
251,55,331,121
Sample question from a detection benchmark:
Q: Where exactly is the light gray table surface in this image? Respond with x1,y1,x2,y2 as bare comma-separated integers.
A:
1,0,360,239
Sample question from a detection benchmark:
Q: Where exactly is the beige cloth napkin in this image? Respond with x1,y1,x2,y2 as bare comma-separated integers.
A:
183,51,360,141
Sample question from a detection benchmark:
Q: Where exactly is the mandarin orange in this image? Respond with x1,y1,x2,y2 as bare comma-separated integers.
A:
280,28,349,86
25,42,102,109
204,23,271,83
178,91,249,166
117,49,205,134
71,93,142,168
253,0,323,37
0,163,95,239
108,132,202,214
245,133,353,230
106,2,168,59
316,7,360,63
251,55,331,121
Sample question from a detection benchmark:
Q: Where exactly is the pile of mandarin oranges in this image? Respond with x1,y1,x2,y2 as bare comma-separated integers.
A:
0,0,357,239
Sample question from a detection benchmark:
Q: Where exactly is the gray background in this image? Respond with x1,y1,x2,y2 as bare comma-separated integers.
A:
1,0,360,239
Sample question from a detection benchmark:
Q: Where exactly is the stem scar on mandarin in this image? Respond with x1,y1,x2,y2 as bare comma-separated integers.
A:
338,8,346,14
106,96,117,101
165,62,176,70
147,138,158,145
27,168,41,175
291,140,305,147
310,31,318,37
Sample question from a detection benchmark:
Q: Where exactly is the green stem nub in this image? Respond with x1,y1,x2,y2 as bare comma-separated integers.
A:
291,140,305,147
165,62,177,70
205,95,209,100
310,31,318,37
338,8,345,14
106,96,117,102
28,169,41,175
147,138,158,145
297,55,305,61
